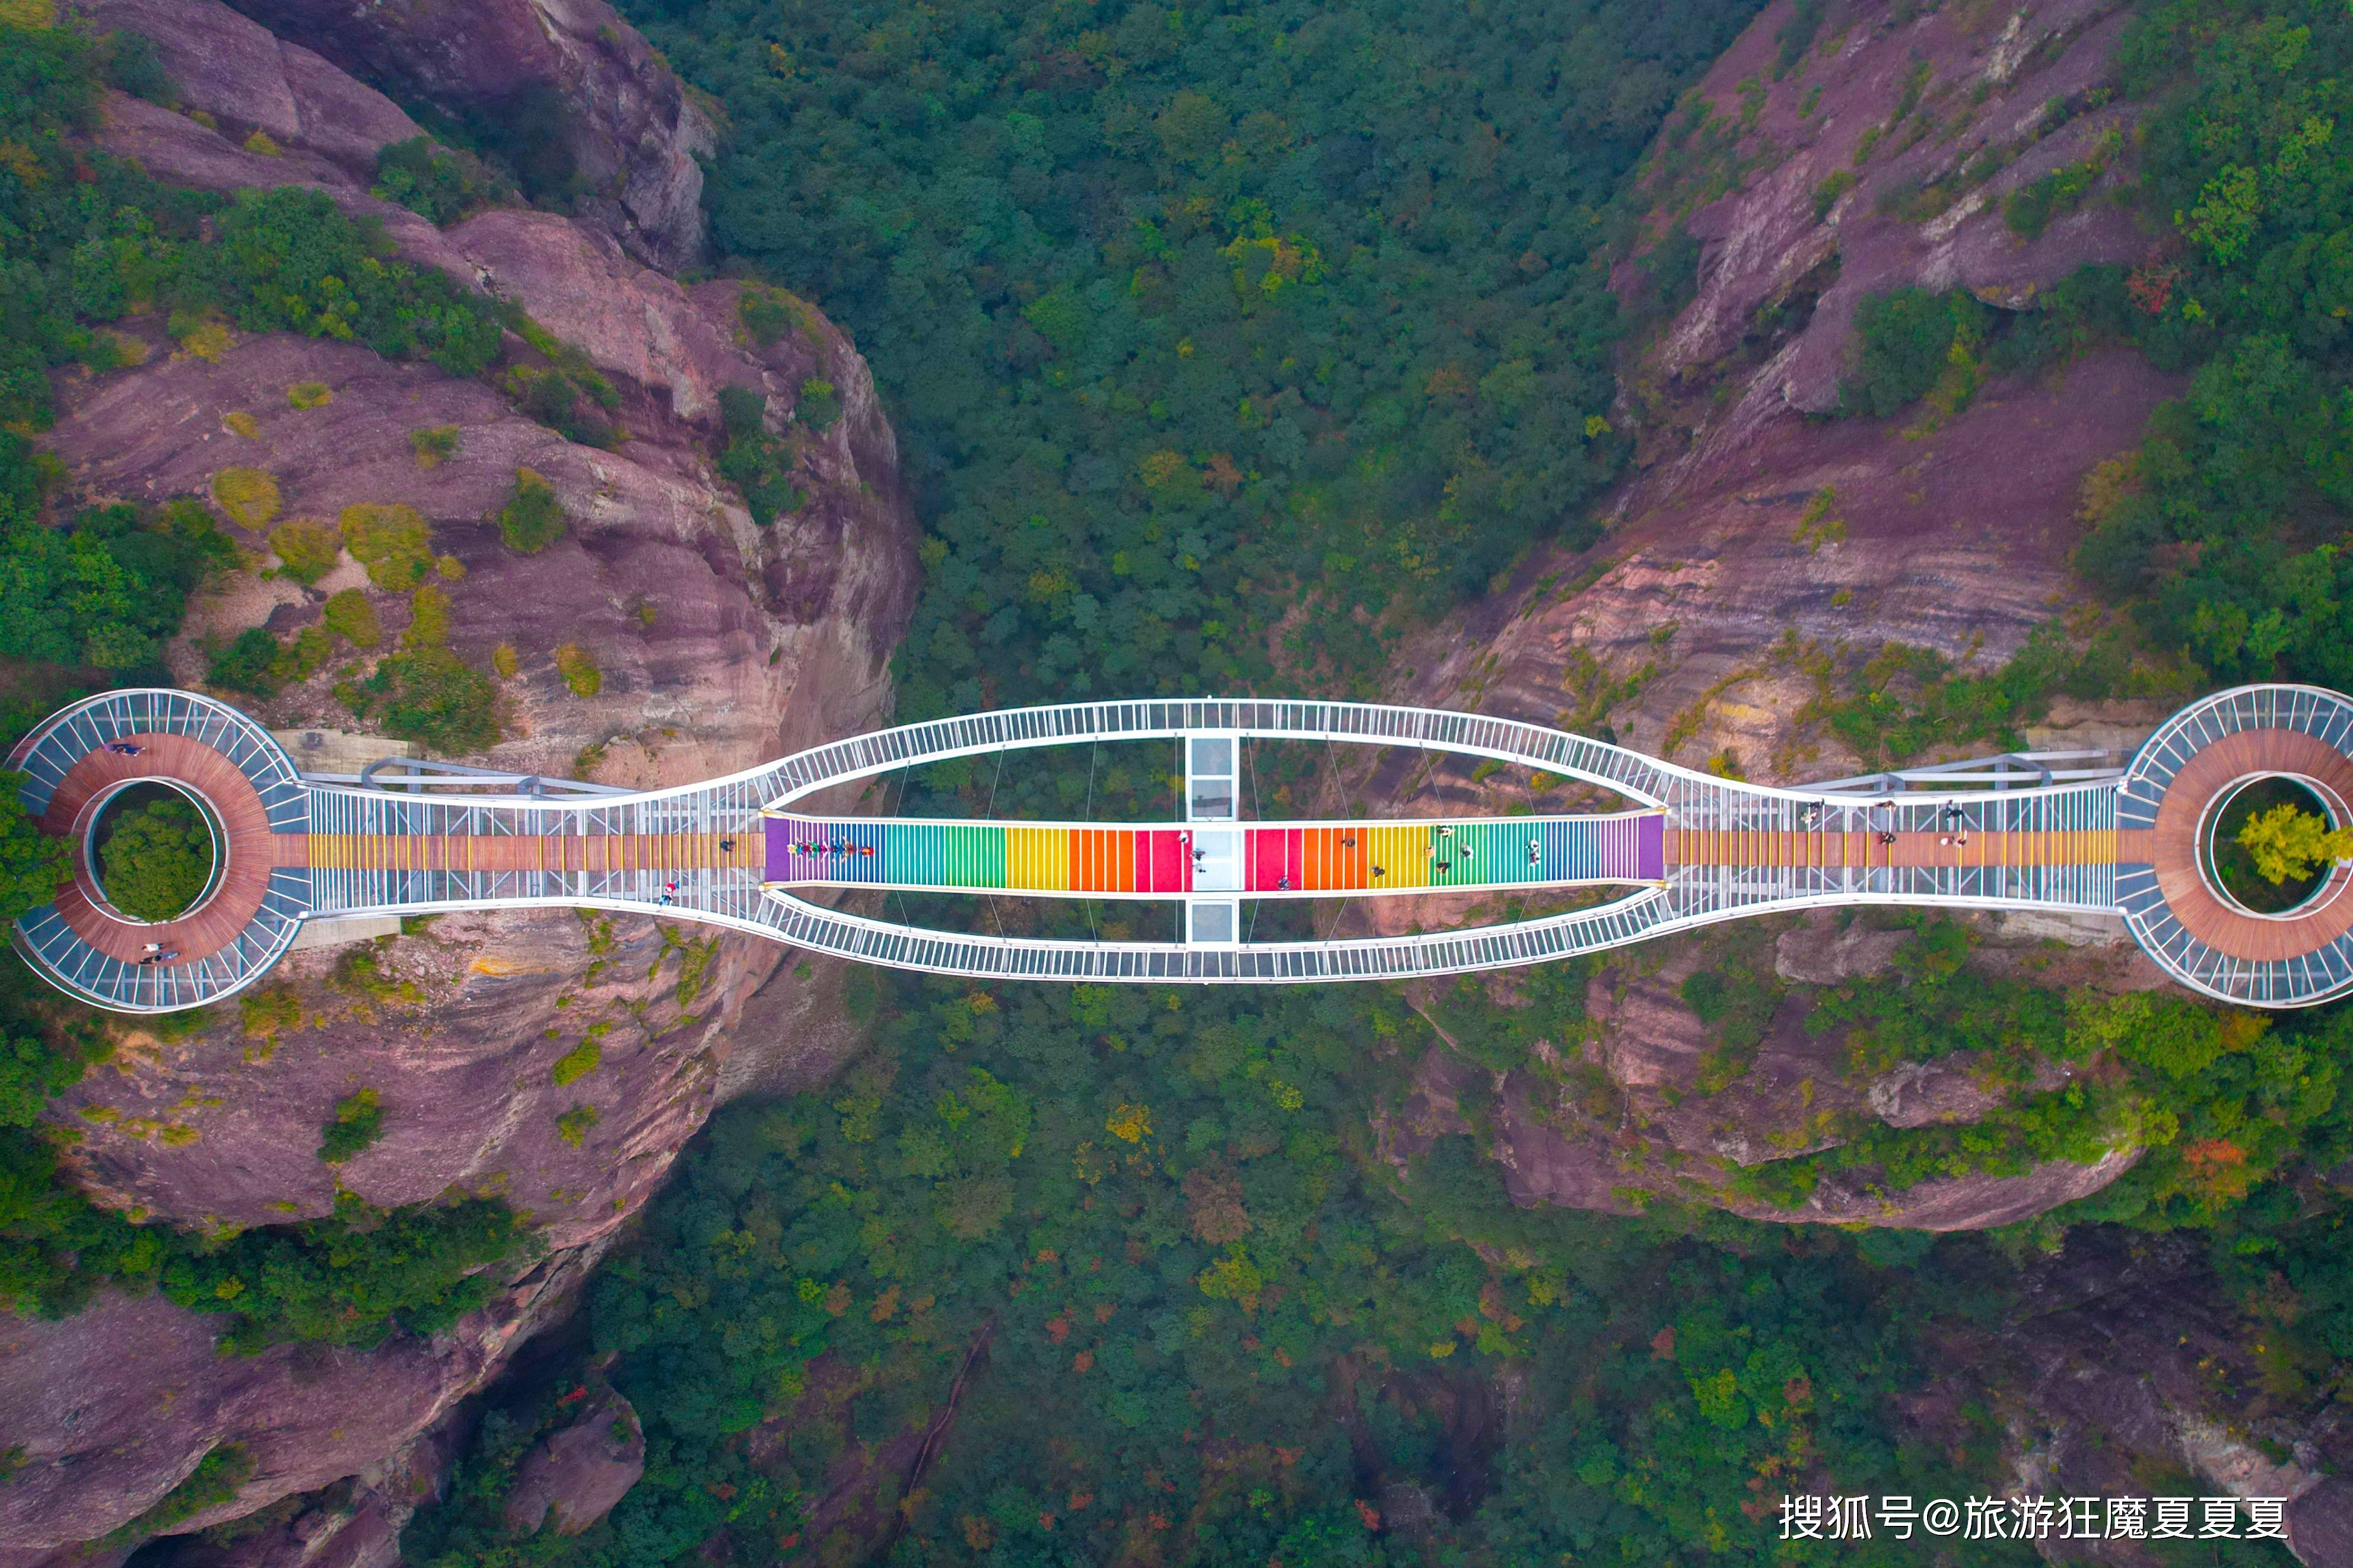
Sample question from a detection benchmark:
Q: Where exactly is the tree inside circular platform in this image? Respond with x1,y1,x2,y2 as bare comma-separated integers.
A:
98,796,214,922
2211,777,2345,914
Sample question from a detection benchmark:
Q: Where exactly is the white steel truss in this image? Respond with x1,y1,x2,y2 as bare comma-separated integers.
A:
9,688,2348,1011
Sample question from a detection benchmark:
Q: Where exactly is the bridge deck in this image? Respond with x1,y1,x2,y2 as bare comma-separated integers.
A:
762,814,1664,896
2146,726,2353,963
37,730,284,967
1672,826,2129,870
17,685,2353,1009
301,833,767,874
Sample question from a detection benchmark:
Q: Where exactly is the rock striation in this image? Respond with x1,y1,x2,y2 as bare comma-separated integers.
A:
1360,0,2183,1236
1,2,914,1561
212,0,714,268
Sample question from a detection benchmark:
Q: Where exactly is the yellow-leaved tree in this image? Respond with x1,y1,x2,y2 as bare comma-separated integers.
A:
2237,803,2353,884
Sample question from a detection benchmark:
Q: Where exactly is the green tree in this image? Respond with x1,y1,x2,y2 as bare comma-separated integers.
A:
162,1193,533,1353
2239,802,2353,884
715,387,802,524
0,771,69,924
318,1087,385,1163
494,469,566,553
1840,288,1986,418
206,627,282,695
97,796,211,921
2067,0,2353,691
370,137,506,226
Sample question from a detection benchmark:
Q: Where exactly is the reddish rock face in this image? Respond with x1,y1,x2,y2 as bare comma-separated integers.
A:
0,1246,597,1568
80,0,424,179
1773,921,1909,985
1399,0,2175,783
213,0,713,268
1629,0,2150,420
1439,924,2154,1233
1354,0,2187,1237
1408,345,2174,781
500,1392,644,1535
2,5,914,1560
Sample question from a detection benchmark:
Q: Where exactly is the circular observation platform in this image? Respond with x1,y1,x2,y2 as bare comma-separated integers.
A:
2117,685,2353,1007
7,691,311,1012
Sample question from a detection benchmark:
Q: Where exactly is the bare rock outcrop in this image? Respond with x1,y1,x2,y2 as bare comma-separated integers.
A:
1642,0,2148,419
1420,912,2163,1232
1357,0,2187,1236
1773,920,1908,985
1987,1234,2353,1567
129,1408,471,1568
0,1244,600,1568
1,6,915,1561
1408,344,2173,783
214,0,712,268
499,1391,644,1536
77,0,424,180
1404,0,2175,783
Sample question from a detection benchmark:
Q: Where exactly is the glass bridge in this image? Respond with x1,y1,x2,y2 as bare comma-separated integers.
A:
11,685,2353,1013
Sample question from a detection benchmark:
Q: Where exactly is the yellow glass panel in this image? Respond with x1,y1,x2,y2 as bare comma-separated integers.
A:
1007,826,1071,891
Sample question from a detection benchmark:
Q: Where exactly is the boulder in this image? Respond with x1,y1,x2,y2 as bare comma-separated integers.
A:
500,1392,644,1536
2290,1479,2353,1568
78,0,422,178
1773,920,1909,985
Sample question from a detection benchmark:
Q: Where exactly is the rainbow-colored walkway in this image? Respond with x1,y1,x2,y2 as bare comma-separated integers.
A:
764,815,1664,896
16,688,2353,1009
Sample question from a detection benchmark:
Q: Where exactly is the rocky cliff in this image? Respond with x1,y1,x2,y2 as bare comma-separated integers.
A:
217,0,713,269
1347,10,2346,1537
1422,0,2163,777
1358,0,2179,1231
0,4,914,1561
1932,1229,2353,1566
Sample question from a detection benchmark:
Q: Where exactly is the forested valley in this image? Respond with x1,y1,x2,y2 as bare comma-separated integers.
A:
5,0,2353,1560
618,0,1764,708
389,0,2353,1563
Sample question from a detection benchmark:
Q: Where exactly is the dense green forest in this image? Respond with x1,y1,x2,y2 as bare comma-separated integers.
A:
2082,0,2353,691
616,0,1766,708
386,0,2353,1563
6,0,2353,1559
400,961,2338,1565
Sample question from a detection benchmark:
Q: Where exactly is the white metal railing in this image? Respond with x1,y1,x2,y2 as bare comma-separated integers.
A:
16,686,2353,1010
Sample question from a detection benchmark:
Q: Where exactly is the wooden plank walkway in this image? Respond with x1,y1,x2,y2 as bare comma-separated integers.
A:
1668,828,2119,870
299,834,767,874
2148,728,2353,962
39,732,276,968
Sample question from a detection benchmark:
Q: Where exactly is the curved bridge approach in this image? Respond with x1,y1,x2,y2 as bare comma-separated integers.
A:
10,685,2353,1013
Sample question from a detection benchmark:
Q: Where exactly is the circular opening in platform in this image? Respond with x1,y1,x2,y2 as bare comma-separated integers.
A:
87,781,223,924
2203,774,2340,917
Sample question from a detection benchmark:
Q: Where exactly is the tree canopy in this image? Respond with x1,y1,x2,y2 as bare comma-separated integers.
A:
2238,802,2353,885
96,795,211,922
618,0,1767,708
0,769,68,927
